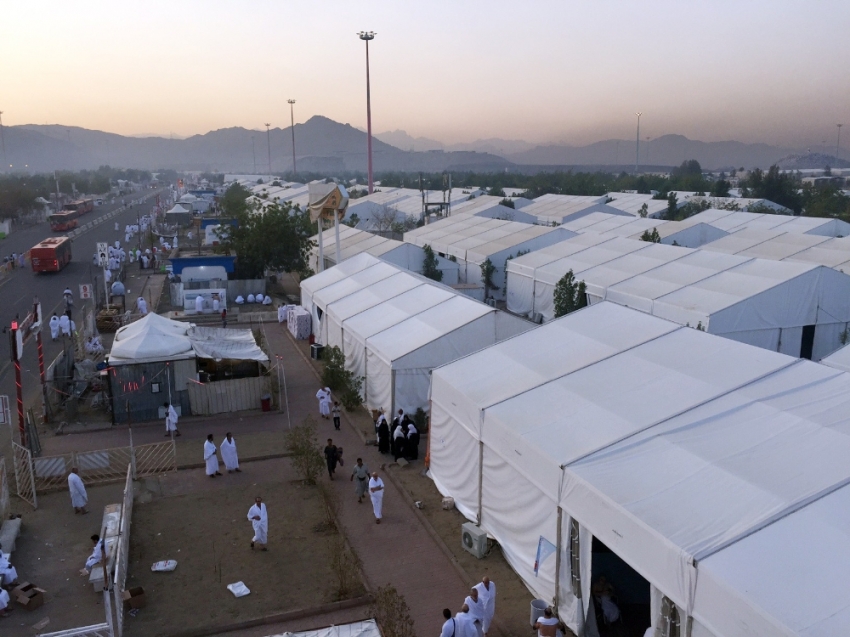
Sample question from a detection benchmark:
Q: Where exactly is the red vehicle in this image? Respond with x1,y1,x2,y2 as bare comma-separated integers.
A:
62,198,94,215
48,211,79,232
31,237,73,273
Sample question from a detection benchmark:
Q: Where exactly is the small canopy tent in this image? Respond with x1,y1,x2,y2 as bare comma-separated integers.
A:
430,302,850,637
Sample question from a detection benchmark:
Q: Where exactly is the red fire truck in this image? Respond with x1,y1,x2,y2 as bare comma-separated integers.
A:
30,237,73,273
48,211,79,232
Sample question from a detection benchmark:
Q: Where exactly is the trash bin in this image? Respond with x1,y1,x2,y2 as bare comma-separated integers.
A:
530,599,548,627
261,394,271,412
310,344,324,360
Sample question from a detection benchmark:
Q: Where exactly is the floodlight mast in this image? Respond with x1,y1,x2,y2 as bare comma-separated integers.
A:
358,31,376,194
265,123,272,176
288,100,297,175
635,112,642,174
837,124,843,163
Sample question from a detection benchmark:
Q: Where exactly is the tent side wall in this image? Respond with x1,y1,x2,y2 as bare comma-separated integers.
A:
660,223,728,248
382,244,460,285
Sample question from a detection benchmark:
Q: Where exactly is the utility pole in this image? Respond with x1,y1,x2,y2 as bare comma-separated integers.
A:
288,100,297,175
837,124,843,162
635,112,642,174
264,123,272,177
251,135,257,174
358,31,376,193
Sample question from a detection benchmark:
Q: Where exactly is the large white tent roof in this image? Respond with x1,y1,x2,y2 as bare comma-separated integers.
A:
431,302,850,636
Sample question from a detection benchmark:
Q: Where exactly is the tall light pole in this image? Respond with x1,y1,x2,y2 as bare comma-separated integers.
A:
0,111,6,171
264,123,272,176
837,124,843,162
635,112,642,174
251,135,257,174
358,31,376,194
288,100,297,175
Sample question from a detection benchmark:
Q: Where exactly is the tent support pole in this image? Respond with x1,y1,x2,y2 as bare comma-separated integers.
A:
317,219,324,272
554,506,563,614
477,440,484,525
334,213,341,265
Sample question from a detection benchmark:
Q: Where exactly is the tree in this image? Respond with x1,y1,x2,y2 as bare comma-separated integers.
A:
553,270,588,318
220,183,251,217
499,198,515,209
321,346,364,411
665,192,679,220
710,178,731,197
741,165,802,213
640,228,661,243
488,186,506,197
421,244,443,282
215,200,314,279
343,213,360,228
638,203,649,218
481,258,497,297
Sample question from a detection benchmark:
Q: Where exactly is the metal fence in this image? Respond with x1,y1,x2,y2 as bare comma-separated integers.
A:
113,465,134,637
29,440,175,494
12,441,37,509
0,456,9,520
38,623,112,637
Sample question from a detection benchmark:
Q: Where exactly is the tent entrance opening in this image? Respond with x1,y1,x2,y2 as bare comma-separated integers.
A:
800,324,816,359
591,537,651,637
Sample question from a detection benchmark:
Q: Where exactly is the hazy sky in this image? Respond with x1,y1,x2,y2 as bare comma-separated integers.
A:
1,0,848,148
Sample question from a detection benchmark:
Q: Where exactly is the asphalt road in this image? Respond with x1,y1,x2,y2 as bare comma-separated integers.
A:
0,189,169,434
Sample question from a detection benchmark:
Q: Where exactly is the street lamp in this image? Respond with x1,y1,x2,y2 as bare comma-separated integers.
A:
251,135,257,174
288,100,297,175
264,123,272,176
358,31,376,194
837,124,843,162
635,112,642,174
0,110,6,171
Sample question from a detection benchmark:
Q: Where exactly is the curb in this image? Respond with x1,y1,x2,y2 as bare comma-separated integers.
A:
165,595,372,637
179,451,292,471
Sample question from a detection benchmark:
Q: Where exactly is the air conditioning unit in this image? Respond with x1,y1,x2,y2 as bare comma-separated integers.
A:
461,522,488,559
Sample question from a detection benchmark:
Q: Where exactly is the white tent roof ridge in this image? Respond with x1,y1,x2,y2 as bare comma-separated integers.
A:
361,295,462,349
566,356,802,469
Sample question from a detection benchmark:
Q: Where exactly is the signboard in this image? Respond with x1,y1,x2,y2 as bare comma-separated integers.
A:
79,284,93,300
97,241,108,268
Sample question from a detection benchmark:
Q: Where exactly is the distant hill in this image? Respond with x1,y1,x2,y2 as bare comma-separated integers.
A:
775,152,850,170
2,116,511,174
506,134,796,171
375,130,536,155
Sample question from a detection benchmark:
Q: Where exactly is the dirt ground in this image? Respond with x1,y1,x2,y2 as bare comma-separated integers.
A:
2,482,126,637
123,457,364,637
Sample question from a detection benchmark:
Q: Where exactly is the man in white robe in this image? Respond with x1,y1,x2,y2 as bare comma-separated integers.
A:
0,586,11,617
455,605,477,637
255,294,264,304
195,294,204,313
464,588,485,637
104,268,112,284
0,553,18,586
474,577,496,636
137,297,147,315
59,313,72,336
204,434,221,477
235,295,244,304
278,305,287,322
369,472,384,524
84,534,104,574
212,296,220,312
247,294,255,304
316,387,331,418
247,496,268,550
262,295,273,305
164,402,181,436
49,314,60,341
68,467,89,514
221,432,241,473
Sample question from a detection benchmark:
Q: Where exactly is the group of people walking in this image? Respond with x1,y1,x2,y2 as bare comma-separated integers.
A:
441,577,497,637
375,408,420,461
203,432,241,477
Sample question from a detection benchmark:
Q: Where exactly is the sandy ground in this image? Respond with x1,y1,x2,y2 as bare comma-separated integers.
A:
2,482,126,637
123,457,364,637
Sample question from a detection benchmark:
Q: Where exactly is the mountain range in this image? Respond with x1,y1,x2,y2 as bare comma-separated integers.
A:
0,115,839,174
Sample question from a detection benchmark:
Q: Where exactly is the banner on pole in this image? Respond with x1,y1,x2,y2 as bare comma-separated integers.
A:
534,535,558,576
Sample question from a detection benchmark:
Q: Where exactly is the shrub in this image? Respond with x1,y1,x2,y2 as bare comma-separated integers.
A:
322,346,364,411
285,417,324,485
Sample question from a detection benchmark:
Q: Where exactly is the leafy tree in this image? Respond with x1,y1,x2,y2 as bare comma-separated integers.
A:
220,183,251,217
421,244,443,282
481,257,497,297
710,178,731,197
344,213,360,228
553,270,588,318
215,200,314,279
638,203,649,218
499,198,515,209
640,228,661,243
665,192,679,220
321,346,364,411
741,165,802,213
488,186,506,197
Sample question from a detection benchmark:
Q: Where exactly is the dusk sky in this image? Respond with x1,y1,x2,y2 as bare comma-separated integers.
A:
1,0,847,148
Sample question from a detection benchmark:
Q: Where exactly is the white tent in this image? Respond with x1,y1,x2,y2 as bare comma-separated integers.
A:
300,254,531,414
520,194,621,224
429,302,850,637
506,235,850,359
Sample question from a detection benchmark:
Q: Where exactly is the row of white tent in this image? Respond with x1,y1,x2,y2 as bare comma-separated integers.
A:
506,232,850,360
300,253,530,415
429,301,850,637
